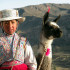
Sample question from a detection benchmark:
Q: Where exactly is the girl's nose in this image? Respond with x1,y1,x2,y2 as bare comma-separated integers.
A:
8,21,12,27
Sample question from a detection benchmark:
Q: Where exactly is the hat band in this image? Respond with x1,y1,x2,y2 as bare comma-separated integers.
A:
0,17,22,21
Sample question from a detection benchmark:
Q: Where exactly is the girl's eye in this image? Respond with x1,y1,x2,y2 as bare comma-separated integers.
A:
6,22,8,23
11,21,15,24
12,22,15,24
5,22,8,25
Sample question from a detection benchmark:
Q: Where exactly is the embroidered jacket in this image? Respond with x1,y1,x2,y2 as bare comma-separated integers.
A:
0,33,37,70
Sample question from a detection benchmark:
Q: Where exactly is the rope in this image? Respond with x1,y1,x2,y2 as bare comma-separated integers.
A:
37,42,46,70
37,51,46,70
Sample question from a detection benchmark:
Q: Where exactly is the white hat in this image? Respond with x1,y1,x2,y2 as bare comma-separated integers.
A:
0,9,25,23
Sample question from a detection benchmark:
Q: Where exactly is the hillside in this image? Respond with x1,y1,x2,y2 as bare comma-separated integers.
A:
17,3,70,53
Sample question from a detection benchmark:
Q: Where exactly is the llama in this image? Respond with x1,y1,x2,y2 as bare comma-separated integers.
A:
36,7,63,70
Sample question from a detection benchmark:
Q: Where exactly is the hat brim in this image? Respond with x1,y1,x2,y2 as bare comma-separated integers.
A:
0,17,25,23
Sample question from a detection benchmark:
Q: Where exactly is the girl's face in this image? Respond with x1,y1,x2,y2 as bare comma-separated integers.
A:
2,20,18,35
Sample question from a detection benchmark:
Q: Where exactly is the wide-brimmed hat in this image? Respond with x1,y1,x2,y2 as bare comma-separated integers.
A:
0,9,25,23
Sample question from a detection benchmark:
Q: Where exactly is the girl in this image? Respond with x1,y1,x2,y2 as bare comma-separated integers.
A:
0,9,37,70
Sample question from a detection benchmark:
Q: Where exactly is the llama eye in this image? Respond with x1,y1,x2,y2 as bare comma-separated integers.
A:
51,29,53,31
49,26,53,29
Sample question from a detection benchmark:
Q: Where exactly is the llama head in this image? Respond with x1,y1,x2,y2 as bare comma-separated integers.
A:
42,10,63,39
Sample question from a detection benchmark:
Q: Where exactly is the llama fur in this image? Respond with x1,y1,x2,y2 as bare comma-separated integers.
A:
36,9,63,70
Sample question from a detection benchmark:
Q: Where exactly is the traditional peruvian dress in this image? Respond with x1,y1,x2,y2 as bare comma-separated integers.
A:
0,33,37,70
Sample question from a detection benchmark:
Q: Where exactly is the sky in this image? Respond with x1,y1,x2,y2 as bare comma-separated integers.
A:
0,0,70,10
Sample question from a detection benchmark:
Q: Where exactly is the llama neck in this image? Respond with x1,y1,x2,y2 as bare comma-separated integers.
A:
40,34,53,48
39,33,53,58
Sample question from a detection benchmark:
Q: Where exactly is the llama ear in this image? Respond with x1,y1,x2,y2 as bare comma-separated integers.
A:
43,12,49,25
43,6,50,25
53,15,61,23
